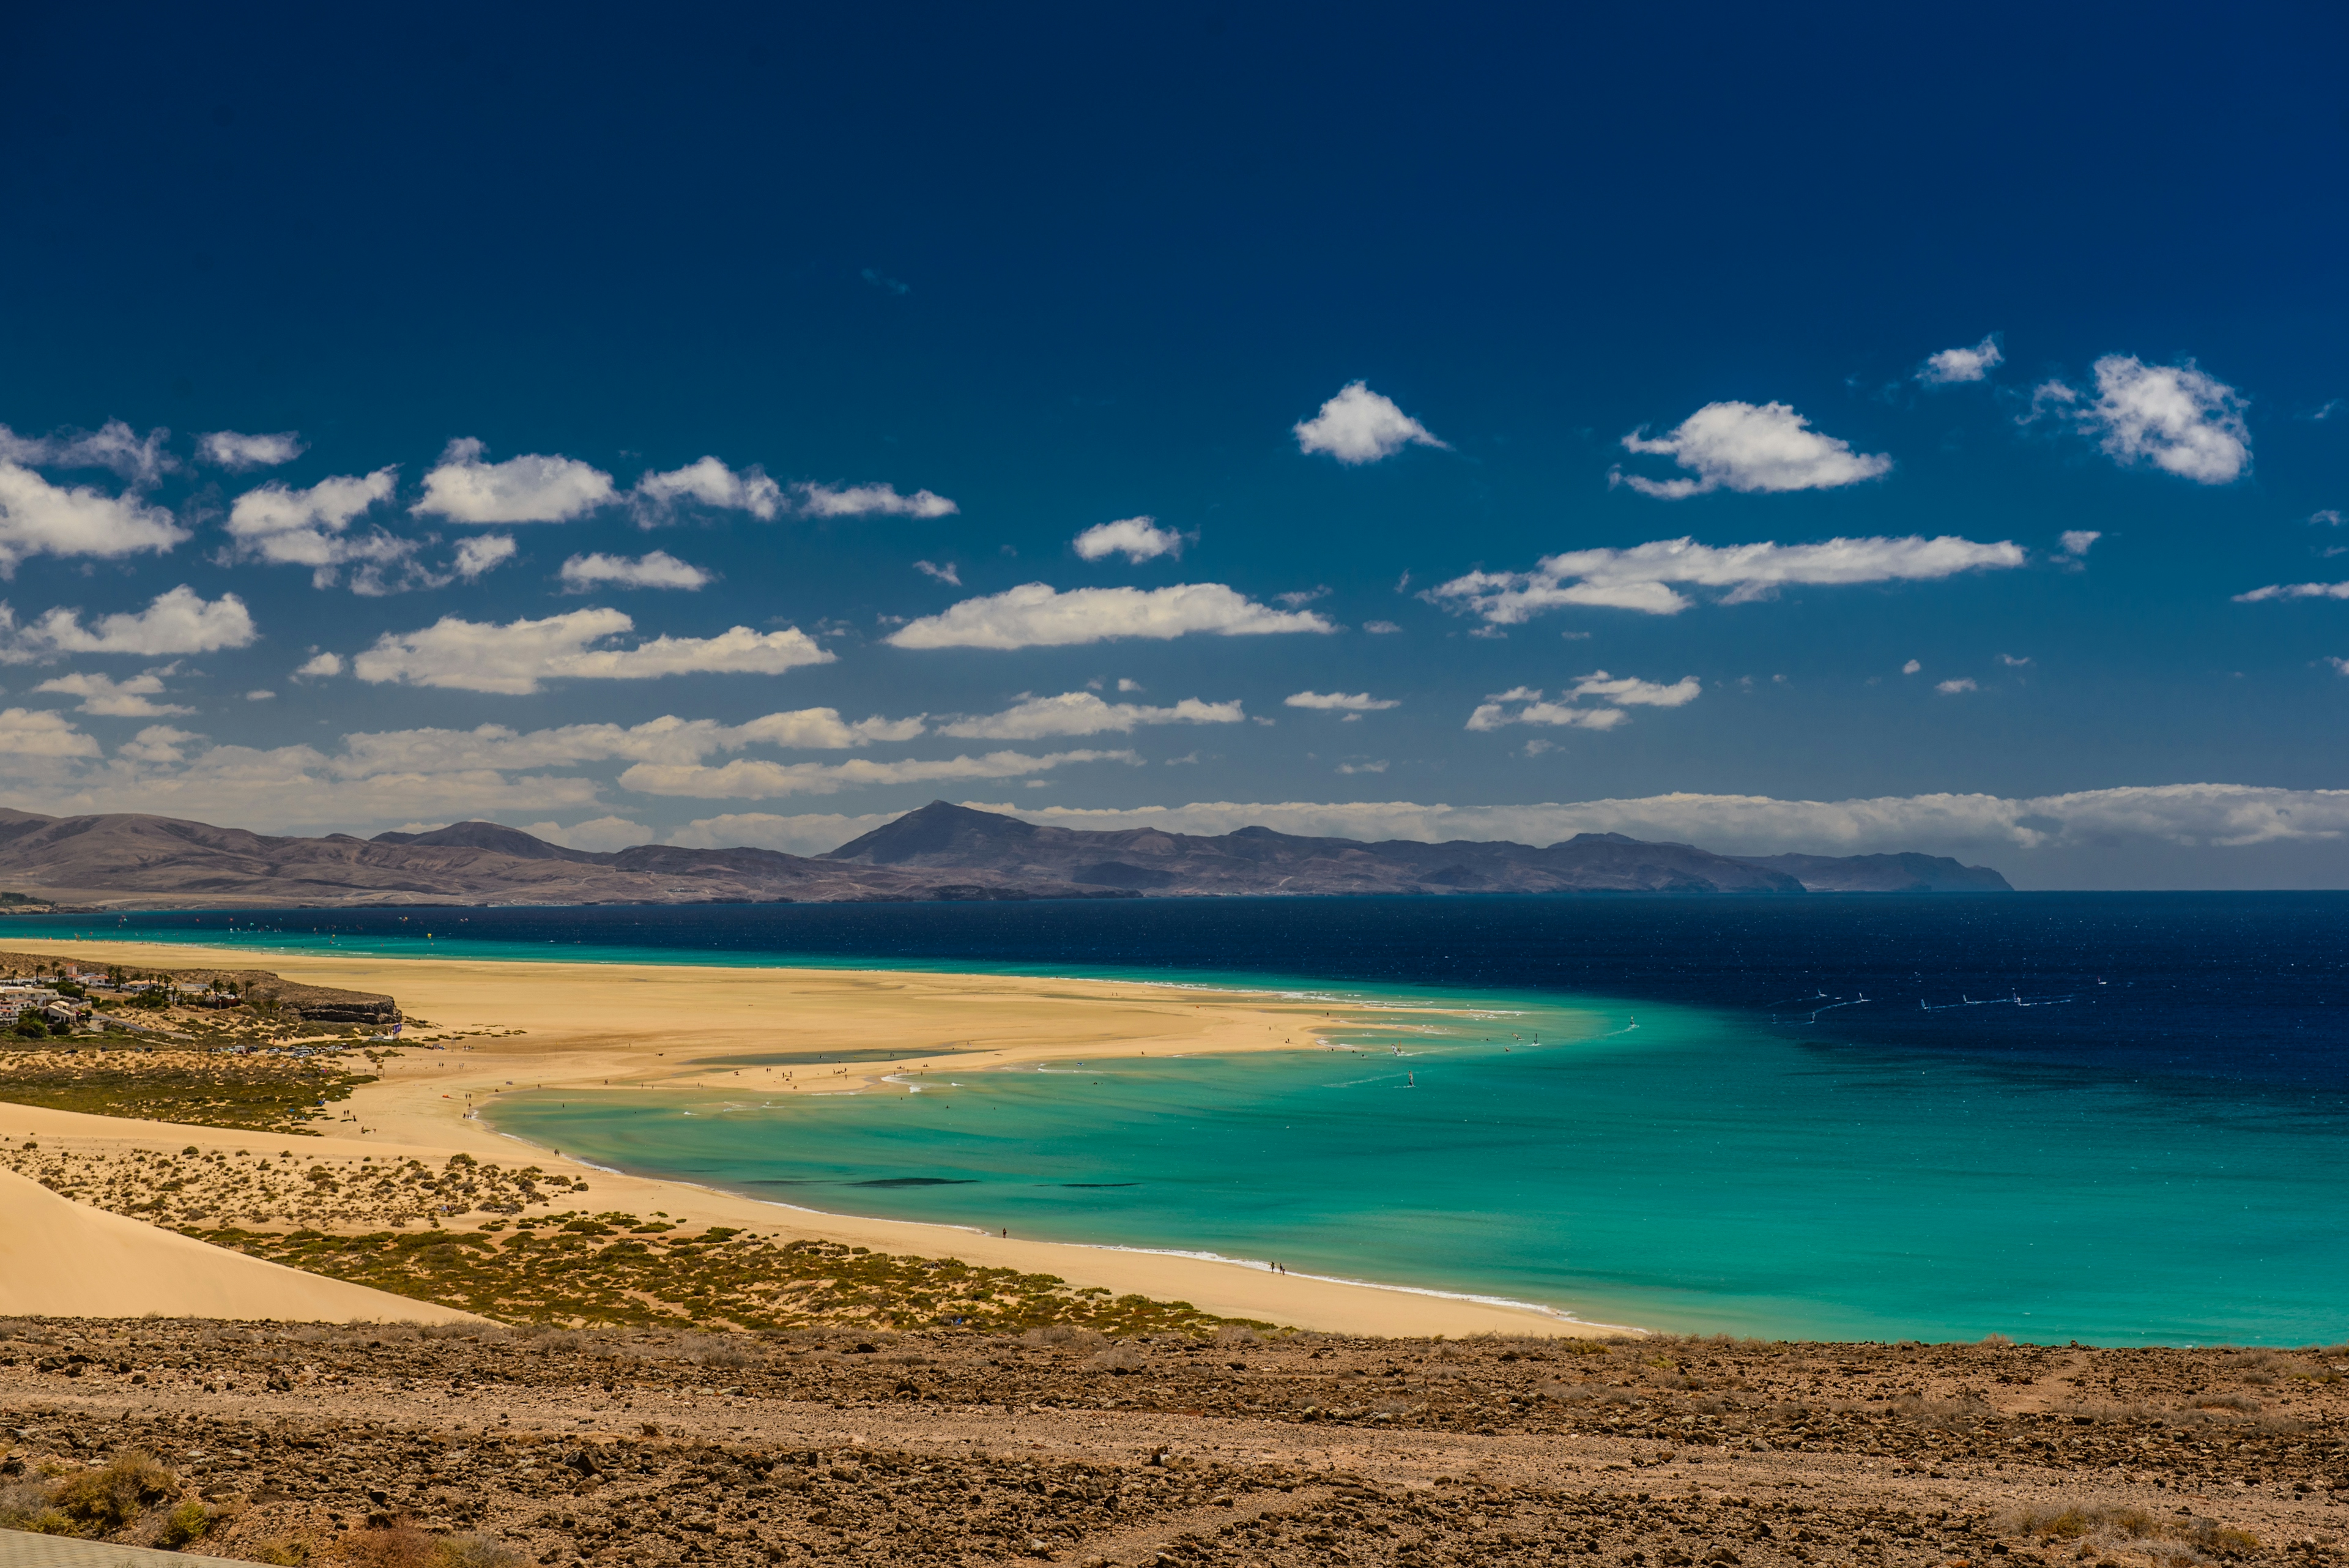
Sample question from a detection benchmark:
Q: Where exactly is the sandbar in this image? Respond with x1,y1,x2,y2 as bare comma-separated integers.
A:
0,936,1634,1337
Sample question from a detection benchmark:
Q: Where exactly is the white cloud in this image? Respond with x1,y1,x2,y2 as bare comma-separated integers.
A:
886,582,1337,650
31,669,194,718
1336,760,1388,775
2312,509,2343,527
1613,402,1891,499
1465,696,1628,732
1285,691,1400,712
2033,356,2251,485
633,457,782,522
198,431,306,470
2329,657,2349,677
515,816,650,852
939,691,1243,740
2233,579,2349,604
330,710,926,775
224,468,410,587
350,608,835,694
2060,529,2101,556
1,586,256,663
1917,335,2004,385
1074,516,1190,563
0,707,100,760
1936,677,1978,694
618,748,1139,800
949,786,2349,868
1998,653,2032,667
411,438,616,524
914,560,961,586
1902,659,1922,675
1363,620,1401,634
1431,534,2025,622
793,481,958,518
453,534,518,581
1293,381,1449,465
296,652,343,678
1464,671,1697,732
558,551,709,592
0,459,189,575
0,420,179,486
246,689,275,701
1567,671,1701,707
668,811,902,855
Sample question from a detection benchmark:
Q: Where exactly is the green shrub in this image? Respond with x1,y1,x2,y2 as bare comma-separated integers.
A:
157,1496,216,1547
437,1533,532,1568
46,1451,179,1534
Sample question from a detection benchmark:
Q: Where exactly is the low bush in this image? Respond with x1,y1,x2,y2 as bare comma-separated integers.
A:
47,1451,179,1534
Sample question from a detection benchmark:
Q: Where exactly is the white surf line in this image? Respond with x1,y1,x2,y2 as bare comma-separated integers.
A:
486,1123,1643,1335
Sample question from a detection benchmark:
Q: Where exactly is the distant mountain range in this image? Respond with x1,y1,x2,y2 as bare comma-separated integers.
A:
0,800,2010,909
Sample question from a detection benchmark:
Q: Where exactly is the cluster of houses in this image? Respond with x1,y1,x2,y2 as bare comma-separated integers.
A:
2,963,179,1035
1,982,89,1032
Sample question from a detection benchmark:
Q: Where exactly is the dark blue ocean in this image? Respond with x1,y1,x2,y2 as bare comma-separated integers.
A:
25,894,2349,1343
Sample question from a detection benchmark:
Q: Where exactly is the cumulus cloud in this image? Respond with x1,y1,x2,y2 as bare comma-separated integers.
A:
350,608,834,694
296,653,343,678
886,582,1337,650
198,431,307,470
1613,402,1893,499
914,560,960,586
1936,677,1978,694
2030,356,2251,485
1464,697,1621,732
1074,516,1190,563
558,551,711,592
331,710,927,775
938,691,1243,740
1431,534,2025,622
1918,335,2004,385
0,460,189,576
669,811,901,855
619,748,1139,800
0,420,179,486
2060,530,2101,556
1364,620,1401,634
1466,671,1698,732
411,438,616,524
962,784,2349,868
1902,659,1922,675
453,534,518,581
1293,381,1449,465
1566,671,1701,707
793,481,958,518
224,468,412,588
0,707,102,762
515,816,653,852
31,669,194,717
632,457,783,523
2233,579,2349,604
1,586,256,663
1285,691,1400,712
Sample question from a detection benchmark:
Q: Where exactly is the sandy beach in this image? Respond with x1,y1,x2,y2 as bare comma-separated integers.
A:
0,936,1622,1337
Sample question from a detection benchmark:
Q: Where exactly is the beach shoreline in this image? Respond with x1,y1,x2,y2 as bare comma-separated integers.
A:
0,935,1639,1337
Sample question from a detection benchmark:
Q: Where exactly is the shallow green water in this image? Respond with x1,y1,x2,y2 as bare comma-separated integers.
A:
494,983,2349,1344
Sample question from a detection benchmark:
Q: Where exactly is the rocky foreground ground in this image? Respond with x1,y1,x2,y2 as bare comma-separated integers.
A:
3,1323,2344,1568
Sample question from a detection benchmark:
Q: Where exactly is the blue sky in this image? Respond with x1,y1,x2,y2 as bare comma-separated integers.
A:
2,2,2345,887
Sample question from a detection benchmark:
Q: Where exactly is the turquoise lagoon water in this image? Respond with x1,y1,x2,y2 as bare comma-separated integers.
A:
27,898,2349,1344
493,985,2348,1345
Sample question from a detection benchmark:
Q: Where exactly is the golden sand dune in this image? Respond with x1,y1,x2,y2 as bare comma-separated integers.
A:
0,1164,478,1323
0,938,1608,1336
